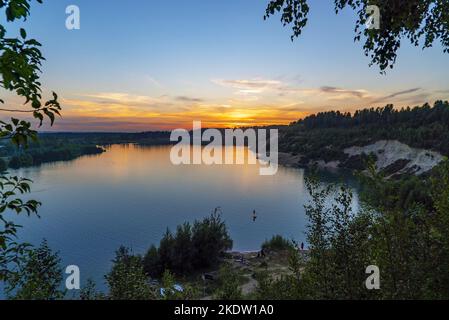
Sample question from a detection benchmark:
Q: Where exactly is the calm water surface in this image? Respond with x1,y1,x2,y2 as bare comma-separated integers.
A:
8,144,359,290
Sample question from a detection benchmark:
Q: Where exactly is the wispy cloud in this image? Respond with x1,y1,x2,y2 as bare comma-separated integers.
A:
212,79,371,101
44,90,310,131
81,92,166,107
371,88,421,103
144,76,162,88
319,86,368,99
175,96,204,103
212,79,283,94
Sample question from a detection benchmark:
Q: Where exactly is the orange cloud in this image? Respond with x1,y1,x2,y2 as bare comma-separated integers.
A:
47,92,309,131
1,81,437,132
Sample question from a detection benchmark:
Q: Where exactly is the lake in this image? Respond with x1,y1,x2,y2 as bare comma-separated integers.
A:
7,144,359,291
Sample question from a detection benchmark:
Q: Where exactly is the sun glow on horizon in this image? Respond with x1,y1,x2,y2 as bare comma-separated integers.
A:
2,78,446,132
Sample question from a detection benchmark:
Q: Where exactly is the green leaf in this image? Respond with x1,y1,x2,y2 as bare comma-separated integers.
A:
20,28,27,39
32,99,41,109
33,111,44,126
44,109,55,126
25,39,41,46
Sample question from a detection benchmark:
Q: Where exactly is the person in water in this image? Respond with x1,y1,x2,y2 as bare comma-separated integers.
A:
252,210,257,222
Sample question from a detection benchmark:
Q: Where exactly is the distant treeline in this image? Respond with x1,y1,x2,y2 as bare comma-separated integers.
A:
0,131,174,170
295,102,449,130
0,137,104,170
280,101,449,164
2,101,448,170
38,131,172,146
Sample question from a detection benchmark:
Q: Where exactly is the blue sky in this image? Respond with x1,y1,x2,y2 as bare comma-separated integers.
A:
1,0,448,131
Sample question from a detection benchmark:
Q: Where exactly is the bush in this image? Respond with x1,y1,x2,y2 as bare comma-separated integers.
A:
261,235,293,252
79,279,105,300
143,212,233,278
213,265,243,300
105,246,153,300
8,154,34,169
0,158,7,172
159,270,198,300
143,245,161,278
191,212,233,269
5,240,65,300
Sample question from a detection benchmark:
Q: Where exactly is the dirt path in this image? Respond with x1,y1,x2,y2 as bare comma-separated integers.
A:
240,274,258,295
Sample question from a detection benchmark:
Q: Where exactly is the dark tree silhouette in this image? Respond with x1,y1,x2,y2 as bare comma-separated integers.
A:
0,0,61,282
265,0,449,71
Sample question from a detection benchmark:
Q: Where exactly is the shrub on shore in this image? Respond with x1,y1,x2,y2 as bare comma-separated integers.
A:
143,212,233,278
261,235,294,252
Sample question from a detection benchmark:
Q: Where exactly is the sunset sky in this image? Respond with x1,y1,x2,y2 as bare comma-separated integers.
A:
1,0,449,131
